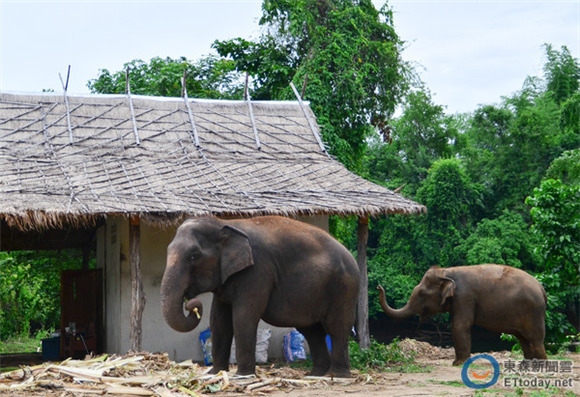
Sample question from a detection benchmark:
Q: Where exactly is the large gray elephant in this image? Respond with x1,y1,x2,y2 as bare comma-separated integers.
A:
377,264,547,365
160,216,360,377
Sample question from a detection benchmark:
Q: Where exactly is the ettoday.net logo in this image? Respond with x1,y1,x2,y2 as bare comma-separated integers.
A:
461,354,501,389
461,354,575,390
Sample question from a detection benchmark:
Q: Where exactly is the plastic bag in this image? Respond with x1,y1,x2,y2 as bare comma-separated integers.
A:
283,329,306,362
199,328,212,365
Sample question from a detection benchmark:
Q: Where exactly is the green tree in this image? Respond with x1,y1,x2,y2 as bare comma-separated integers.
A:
417,158,481,233
526,179,580,284
214,0,411,171
460,45,579,219
559,91,580,141
461,105,512,220
526,179,580,338
455,210,541,270
88,56,245,99
545,149,580,185
364,88,463,196
543,44,580,105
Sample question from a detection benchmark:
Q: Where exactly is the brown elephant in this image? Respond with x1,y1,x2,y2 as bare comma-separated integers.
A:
160,216,360,377
377,264,547,365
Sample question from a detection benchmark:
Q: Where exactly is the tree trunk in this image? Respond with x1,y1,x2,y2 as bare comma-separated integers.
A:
129,215,146,351
356,216,370,349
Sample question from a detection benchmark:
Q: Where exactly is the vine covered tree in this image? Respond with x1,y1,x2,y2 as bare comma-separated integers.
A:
214,0,411,171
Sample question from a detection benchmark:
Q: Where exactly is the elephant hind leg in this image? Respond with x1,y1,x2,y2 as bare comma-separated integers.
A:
326,329,352,378
518,337,548,360
516,333,548,360
517,320,548,360
297,324,330,377
530,342,548,359
516,335,533,358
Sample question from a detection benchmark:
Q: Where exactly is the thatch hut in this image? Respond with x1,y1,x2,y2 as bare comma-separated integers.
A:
0,91,425,361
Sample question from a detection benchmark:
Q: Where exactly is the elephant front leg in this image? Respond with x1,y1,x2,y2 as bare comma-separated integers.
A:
451,318,472,366
209,300,233,374
232,308,261,376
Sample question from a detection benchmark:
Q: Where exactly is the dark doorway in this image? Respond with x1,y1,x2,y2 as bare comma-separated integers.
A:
60,269,103,359
0,221,100,364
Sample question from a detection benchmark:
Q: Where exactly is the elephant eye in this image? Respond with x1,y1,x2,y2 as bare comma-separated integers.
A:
191,249,201,261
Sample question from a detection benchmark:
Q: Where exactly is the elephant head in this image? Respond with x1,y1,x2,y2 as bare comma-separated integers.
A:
160,218,254,332
377,267,455,319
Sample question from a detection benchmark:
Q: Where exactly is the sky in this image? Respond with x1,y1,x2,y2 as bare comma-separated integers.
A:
0,0,578,114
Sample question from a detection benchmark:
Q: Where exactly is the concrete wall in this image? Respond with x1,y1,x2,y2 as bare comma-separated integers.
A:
98,215,329,363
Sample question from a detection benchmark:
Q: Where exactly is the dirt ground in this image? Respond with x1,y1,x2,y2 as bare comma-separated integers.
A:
264,354,580,397
1,339,578,396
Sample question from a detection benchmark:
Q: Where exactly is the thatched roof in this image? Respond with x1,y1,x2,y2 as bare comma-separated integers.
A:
0,92,425,230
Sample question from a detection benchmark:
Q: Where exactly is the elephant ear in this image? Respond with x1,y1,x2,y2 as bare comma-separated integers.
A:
220,225,254,284
439,277,456,307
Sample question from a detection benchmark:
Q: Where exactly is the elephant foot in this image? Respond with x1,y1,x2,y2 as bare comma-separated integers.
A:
452,356,469,366
308,366,330,377
326,368,352,378
235,367,256,376
209,365,229,375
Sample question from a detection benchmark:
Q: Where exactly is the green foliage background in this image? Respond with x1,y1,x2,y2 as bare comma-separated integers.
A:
0,250,91,341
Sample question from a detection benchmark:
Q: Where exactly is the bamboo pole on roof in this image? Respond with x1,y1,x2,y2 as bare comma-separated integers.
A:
245,73,261,150
289,82,326,153
126,68,141,146
181,70,200,147
59,65,74,144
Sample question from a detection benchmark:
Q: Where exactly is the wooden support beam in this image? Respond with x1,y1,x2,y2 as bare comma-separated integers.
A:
356,216,370,349
129,215,146,351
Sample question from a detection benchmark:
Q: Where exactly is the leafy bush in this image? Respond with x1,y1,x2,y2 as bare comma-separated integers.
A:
0,329,52,354
535,273,577,351
455,210,542,269
348,338,418,372
526,179,580,283
367,258,419,319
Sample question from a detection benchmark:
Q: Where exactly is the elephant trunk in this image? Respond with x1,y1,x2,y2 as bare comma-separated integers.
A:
377,285,417,319
160,254,203,333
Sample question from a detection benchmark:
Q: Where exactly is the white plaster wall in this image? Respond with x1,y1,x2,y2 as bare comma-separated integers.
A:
101,215,329,363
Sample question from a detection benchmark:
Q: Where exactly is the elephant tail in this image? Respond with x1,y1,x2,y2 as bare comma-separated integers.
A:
542,288,547,306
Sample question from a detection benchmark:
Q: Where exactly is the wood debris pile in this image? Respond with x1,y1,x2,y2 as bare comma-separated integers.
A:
396,338,455,360
0,352,365,396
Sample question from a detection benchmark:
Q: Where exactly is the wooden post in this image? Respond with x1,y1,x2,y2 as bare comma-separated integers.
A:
356,216,370,349
82,245,90,270
129,215,146,351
